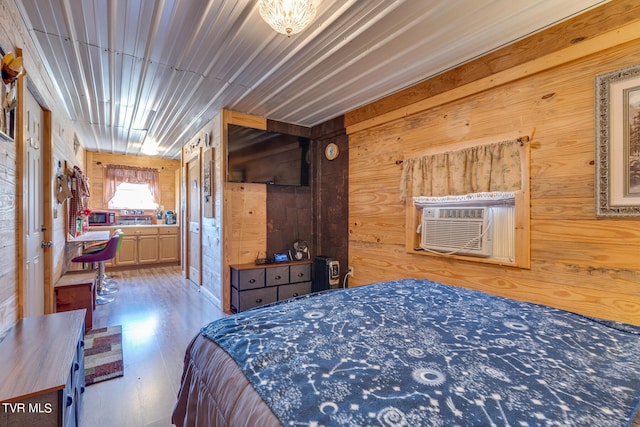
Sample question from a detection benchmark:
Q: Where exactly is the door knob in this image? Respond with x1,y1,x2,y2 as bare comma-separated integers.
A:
41,241,53,248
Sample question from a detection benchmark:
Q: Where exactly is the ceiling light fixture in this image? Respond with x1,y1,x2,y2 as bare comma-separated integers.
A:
258,0,316,36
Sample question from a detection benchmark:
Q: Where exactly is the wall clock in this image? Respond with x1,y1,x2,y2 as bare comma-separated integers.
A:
325,143,339,160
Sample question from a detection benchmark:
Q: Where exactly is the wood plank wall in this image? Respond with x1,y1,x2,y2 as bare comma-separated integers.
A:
0,0,84,335
85,151,181,212
345,4,640,325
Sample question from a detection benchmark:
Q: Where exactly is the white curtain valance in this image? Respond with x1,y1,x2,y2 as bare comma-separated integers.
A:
414,191,516,208
399,138,523,201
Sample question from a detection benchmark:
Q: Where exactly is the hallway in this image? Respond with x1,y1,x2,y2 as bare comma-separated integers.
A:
79,266,224,427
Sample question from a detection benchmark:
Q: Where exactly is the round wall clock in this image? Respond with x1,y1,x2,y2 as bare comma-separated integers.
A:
325,143,339,160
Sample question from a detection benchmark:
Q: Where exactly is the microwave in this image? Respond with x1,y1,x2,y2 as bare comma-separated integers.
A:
88,211,116,225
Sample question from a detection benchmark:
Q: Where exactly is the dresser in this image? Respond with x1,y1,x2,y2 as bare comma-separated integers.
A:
231,261,312,312
0,310,86,427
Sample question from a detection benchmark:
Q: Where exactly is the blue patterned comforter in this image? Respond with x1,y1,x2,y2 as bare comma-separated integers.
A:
201,279,640,426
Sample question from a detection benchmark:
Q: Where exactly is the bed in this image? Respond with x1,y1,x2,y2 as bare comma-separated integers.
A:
172,278,640,426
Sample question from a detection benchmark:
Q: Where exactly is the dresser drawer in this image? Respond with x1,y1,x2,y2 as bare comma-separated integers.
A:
238,287,277,311
231,268,265,290
266,266,289,286
290,263,311,283
278,282,311,300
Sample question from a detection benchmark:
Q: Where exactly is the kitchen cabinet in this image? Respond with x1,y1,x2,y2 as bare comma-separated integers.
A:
138,234,159,263
115,234,138,266
158,227,179,262
90,225,179,267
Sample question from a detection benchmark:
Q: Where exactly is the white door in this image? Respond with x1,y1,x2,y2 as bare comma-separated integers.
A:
187,154,201,285
24,90,44,317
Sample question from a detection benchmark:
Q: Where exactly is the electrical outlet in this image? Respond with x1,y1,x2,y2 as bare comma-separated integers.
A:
347,266,354,276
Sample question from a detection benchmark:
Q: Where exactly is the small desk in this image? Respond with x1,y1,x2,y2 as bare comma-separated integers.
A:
68,230,110,243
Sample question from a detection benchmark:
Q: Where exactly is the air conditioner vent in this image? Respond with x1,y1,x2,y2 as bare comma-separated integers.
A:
420,207,491,257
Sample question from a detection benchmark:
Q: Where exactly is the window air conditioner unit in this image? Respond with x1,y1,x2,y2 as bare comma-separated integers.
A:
420,207,491,257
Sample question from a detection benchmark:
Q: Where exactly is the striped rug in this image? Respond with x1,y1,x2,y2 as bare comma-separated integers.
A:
84,325,124,386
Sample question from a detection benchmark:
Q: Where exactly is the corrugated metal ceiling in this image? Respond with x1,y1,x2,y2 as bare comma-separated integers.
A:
16,0,608,159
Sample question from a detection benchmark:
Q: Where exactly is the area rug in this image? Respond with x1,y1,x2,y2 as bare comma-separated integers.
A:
84,325,124,386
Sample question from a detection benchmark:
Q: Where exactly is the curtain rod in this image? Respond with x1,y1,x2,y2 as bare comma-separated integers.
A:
95,161,163,171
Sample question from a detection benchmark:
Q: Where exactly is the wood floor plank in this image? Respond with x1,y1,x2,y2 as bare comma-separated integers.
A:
79,266,224,427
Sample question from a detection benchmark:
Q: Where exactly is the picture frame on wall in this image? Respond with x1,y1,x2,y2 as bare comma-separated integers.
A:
202,148,214,218
595,64,640,217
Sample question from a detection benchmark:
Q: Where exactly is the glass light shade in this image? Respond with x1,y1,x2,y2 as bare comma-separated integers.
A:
259,0,316,36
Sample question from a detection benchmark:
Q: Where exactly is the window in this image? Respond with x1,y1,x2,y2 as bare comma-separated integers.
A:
402,136,531,268
108,182,157,210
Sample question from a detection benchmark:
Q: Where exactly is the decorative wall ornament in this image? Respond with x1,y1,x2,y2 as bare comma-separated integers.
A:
0,49,22,140
595,64,640,217
1,52,24,85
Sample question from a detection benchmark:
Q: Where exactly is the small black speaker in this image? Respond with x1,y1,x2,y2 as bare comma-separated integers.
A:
313,256,339,292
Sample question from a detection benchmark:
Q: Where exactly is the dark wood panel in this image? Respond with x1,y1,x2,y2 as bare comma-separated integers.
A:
312,127,349,277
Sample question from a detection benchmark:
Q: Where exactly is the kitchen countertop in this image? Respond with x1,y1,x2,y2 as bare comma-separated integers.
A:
89,224,179,228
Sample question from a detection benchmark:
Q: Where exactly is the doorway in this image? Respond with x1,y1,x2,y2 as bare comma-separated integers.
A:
22,88,48,317
185,151,202,285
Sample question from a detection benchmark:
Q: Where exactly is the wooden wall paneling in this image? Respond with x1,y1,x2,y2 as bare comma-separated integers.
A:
266,185,313,256
200,113,224,307
267,119,312,138
223,183,267,264
347,21,640,325
0,126,17,336
0,1,86,334
313,129,349,272
14,53,25,319
223,110,266,130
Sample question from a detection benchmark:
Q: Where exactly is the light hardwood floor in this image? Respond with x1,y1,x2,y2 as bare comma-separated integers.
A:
79,266,224,427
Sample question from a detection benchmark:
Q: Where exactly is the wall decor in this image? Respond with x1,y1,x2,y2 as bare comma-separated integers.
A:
203,148,214,218
0,48,20,141
595,64,640,217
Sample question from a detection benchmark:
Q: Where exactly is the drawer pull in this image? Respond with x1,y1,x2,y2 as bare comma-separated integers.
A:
255,298,263,304
66,395,73,407
249,279,256,284
274,275,281,280
297,273,304,277
293,293,299,297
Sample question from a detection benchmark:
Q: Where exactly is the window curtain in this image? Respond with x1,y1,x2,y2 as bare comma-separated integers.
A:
399,138,523,201
103,165,160,205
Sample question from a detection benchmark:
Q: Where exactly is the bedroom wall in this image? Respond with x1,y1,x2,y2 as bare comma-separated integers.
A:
0,0,87,335
345,1,640,325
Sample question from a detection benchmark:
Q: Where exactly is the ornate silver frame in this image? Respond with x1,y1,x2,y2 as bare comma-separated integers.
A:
595,64,640,217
